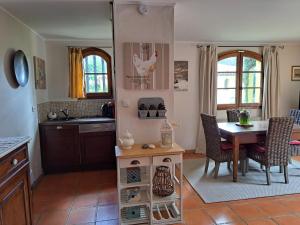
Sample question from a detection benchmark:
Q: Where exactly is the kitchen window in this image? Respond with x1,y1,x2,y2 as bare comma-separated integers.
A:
217,50,263,110
82,47,113,99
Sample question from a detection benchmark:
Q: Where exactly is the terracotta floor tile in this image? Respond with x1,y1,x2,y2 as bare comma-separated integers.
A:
183,195,204,209
67,207,97,225
184,209,215,225
247,219,277,225
277,198,300,213
205,206,240,224
273,215,300,225
230,203,267,220
96,219,119,225
253,200,291,216
73,194,99,208
37,210,68,225
98,192,118,206
96,204,118,221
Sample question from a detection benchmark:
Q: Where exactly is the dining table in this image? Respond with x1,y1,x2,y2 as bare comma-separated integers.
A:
218,120,300,182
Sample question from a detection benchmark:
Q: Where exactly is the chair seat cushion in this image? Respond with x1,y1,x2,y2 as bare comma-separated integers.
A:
221,142,232,151
250,144,267,153
290,140,300,145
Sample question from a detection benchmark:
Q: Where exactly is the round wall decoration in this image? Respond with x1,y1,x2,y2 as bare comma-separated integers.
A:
12,50,29,87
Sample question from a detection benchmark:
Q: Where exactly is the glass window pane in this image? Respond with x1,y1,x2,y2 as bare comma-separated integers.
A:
85,75,97,93
243,57,261,71
218,57,237,72
217,72,236,88
217,89,236,104
242,72,261,88
83,55,107,73
241,88,261,103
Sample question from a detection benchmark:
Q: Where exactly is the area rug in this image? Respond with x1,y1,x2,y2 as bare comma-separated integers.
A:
183,158,300,203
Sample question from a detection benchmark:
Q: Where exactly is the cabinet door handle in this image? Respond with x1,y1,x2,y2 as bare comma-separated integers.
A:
11,159,18,166
131,160,140,165
163,158,172,162
56,126,63,130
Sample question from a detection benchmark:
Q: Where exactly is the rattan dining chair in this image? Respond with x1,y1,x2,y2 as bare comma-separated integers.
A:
201,114,248,178
226,109,240,122
289,109,300,125
247,117,294,185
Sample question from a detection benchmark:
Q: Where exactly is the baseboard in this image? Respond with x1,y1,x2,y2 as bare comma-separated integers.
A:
31,173,44,190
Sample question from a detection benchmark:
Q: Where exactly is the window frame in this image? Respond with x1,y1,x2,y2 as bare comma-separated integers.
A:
217,50,263,110
82,47,113,99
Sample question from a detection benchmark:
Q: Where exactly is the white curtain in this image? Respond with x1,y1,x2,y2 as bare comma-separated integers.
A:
262,46,280,120
196,45,217,153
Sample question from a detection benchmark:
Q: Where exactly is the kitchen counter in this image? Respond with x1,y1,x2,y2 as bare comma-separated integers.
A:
39,117,115,125
0,136,31,158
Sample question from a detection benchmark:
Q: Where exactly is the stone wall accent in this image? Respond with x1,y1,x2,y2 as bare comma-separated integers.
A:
37,99,111,122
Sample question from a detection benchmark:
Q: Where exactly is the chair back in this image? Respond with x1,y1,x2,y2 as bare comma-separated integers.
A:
265,117,294,166
201,114,221,159
289,109,300,125
226,109,240,122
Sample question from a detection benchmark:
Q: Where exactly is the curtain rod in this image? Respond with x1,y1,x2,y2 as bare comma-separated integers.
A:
196,45,284,49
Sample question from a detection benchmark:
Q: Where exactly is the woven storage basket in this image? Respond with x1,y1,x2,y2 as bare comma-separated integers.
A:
152,166,174,197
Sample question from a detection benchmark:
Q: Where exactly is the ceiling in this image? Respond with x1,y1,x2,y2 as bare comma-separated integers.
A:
1,0,300,42
0,1,112,40
175,0,300,43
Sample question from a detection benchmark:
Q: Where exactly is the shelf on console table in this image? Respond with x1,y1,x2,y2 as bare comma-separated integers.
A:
115,143,185,225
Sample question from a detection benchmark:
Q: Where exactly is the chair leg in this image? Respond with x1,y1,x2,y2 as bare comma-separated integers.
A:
266,166,271,185
204,158,209,174
279,166,283,173
214,162,220,179
246,158,249,173
227,161,231,170
284,166,289,184
240,160,245,176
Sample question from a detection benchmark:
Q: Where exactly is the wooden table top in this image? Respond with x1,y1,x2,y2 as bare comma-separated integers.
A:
218,121,300,135
115,143,185,159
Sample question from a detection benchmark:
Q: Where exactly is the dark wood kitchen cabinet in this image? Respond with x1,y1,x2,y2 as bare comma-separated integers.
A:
0,144,32,225
39,124,81,174
80,131,116,169
39,122,116,174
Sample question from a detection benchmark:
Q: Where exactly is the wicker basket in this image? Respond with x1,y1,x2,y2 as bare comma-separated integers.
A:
152,166,174,197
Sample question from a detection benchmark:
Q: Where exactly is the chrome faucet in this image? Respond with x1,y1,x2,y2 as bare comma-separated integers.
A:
60,108,70,119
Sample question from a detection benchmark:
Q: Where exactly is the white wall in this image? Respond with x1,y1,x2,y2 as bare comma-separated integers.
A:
174,43,199,150
174,42,300,150
45,40,113,101
0,7,46,182
114,4,174,143
278,45,300,115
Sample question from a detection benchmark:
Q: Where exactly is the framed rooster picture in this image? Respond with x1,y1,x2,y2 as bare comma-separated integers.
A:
123,42,169,90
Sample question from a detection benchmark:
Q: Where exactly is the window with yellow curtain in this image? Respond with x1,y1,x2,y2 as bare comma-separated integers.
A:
68,47,113,99
68,47,85,98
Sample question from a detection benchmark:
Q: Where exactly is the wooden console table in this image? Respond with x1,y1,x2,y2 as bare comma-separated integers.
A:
115,143,185,225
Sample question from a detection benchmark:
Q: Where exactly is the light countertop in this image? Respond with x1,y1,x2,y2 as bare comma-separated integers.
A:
0,136,30,158
40,117,115,125
115,143,185,159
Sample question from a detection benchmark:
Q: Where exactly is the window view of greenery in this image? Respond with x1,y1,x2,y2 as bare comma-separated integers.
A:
217,52,262,107
217,57,237,104
83,55,108,94
242,57,262,104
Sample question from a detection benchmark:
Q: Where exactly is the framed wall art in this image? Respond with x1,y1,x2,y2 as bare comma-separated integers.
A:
174,61,188,91
33,56,46,89
292,66,300,81
123,42,169,90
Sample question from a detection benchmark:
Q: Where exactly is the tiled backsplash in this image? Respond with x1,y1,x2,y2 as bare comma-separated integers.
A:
37,99,111,122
